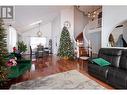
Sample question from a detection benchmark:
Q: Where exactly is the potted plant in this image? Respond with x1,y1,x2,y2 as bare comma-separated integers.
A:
17,41,27,54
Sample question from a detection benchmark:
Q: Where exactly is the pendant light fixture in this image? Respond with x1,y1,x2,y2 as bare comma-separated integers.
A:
37,23,42,37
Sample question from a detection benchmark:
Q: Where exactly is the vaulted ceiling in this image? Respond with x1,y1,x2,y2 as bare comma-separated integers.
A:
10,6,69,33
4,6,101,34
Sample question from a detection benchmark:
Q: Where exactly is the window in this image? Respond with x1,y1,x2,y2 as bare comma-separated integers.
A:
30,37,46,50
7,26,17,52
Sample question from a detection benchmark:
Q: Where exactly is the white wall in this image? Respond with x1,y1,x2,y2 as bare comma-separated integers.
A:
21,22,52,53
102,6,127,47
88,31,101,53
61,7,74,39
74,7,89,38
51,15,61,54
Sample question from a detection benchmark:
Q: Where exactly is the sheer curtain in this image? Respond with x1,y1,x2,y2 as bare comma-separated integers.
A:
7,26,17,52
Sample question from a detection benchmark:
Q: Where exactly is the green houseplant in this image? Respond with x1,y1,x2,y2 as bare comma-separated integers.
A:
17,41,27,53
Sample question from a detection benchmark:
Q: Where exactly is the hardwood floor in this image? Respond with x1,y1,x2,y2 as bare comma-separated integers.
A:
3,54,113,89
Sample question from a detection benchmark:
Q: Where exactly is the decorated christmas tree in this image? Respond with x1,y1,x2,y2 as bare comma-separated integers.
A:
0,19,9,83
57,26,74,59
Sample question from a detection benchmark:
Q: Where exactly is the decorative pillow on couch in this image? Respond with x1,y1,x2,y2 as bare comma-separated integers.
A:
92,58,111,67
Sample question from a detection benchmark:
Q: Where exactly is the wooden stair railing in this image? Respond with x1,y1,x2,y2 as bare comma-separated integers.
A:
75,32,89,58
79,47,88,57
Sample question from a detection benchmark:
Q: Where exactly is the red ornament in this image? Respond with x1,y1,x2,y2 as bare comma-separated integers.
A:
13,47,17,52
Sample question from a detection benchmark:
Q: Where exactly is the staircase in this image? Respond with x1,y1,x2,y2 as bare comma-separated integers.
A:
75,32,88,58
75,18,101,58
82,18,102,57
79,47,88,56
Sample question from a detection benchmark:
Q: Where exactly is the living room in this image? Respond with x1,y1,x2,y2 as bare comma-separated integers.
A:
1,4,127,92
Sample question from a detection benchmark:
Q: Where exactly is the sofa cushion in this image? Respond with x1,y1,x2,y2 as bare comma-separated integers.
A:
119,49,127,70
98,48,122,68
107,67,127,88
18,65,28,76
8,60,31,79
92,58,111,67
88,63,109,81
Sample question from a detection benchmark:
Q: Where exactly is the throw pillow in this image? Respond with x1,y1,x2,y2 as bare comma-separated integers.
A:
92,58,111,67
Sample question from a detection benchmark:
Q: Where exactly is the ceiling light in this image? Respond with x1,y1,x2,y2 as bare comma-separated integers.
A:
93,15,96,18
93,11,96,14
37,23,42,37
30,20,42,26
88,13,90,16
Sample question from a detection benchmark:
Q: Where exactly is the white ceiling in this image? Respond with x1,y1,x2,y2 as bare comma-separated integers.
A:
10,6,69,33
5,6,101,33
78,6,101,15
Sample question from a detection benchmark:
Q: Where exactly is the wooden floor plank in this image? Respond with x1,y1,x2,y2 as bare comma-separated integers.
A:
2,55,113,89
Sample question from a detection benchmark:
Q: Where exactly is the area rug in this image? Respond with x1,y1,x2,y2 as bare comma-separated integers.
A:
10,70,106,89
